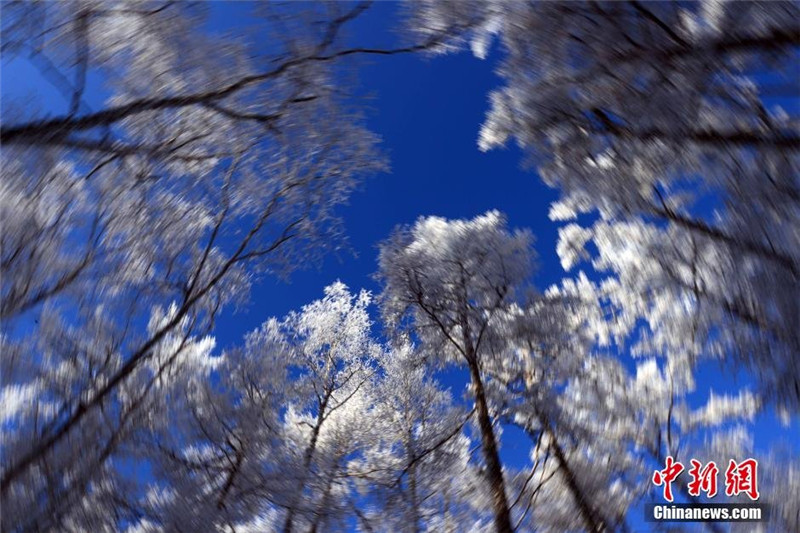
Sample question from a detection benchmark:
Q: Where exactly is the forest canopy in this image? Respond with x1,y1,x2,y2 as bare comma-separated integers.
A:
1,1,798,532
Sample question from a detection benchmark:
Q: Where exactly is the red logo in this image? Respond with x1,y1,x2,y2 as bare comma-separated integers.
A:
653,457,760,502
652,455,684,502
724,459,760,500
687,459,719,498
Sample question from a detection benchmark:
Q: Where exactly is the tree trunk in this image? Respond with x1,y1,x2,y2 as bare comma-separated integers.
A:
524,370,605,533
308,470,335,533
407,450,422,533
544,426,605,533
283,393,329,533
468,360,514,533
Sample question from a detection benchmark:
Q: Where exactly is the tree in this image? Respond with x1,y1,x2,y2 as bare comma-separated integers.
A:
277,282,382,533
351,343,487,532
378,211,535,533
136,282,383,533
132,283,493,533
376,213,640,532
133,315,288,532
406,0,800,412
492,275,632,533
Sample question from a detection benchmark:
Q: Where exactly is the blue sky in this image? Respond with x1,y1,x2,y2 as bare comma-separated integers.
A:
209,2,564,337
2,2,796,528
